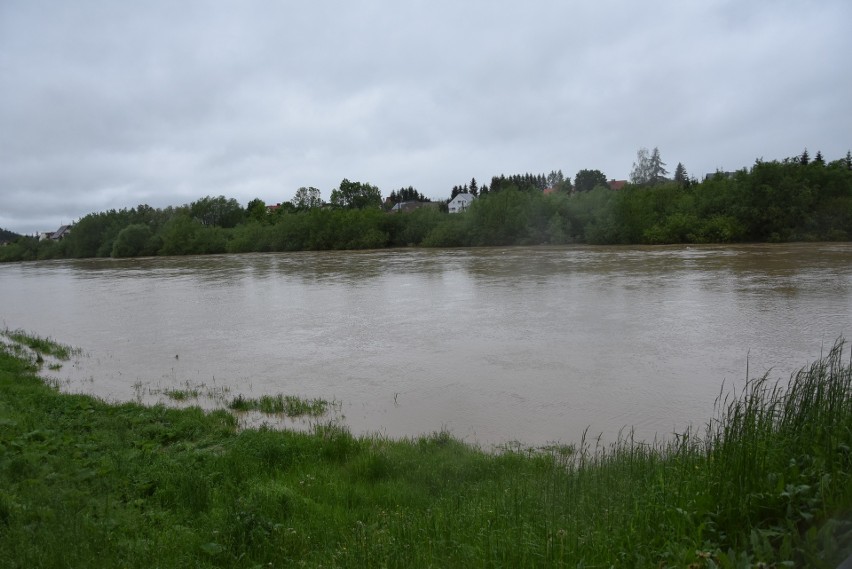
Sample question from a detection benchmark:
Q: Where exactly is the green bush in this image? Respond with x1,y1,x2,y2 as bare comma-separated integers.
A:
111,223,155,257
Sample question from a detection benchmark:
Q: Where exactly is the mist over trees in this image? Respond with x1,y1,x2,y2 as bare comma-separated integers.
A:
2,149,851,263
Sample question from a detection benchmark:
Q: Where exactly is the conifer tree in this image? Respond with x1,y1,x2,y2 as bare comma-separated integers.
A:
649,147,668,184
674,162,688,185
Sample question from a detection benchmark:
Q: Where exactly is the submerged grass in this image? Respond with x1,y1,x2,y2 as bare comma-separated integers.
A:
229,393,331,417
1,328,81,361
0,337,850,568
140,380,231,406
163,388,201,401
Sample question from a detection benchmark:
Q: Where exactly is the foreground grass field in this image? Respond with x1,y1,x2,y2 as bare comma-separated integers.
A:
1,334,850,568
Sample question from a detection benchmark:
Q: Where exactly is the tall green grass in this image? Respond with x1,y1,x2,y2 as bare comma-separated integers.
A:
1,328,80,361
0,337,850,567
228,393,331,417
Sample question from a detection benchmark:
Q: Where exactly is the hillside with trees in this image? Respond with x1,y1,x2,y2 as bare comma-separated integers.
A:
1,151,851,263
0,227,21,243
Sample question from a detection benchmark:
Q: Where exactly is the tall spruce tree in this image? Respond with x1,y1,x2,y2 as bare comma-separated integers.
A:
648,147,668,185
674,162,688,185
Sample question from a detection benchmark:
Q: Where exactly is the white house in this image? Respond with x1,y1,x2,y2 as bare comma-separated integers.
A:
448,193,475,213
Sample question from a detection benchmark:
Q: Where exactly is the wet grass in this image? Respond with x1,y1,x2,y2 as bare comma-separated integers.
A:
0,337,850,568
1,328,81,361
228,393,331,417
163,387,201,401
136,379,231,407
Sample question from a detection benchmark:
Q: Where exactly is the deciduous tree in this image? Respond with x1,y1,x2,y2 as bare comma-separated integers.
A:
630,148,652,185
246,198,268,222
111,224,155,257
574,169,608,193
292,187,323,210
546,169,565,189
631,147,668,186
330,179,382,210
189,196,244,228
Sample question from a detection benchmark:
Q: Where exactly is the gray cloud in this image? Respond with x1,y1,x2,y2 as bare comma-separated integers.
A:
2,0,851,234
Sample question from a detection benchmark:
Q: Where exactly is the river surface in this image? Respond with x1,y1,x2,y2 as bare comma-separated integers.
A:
1,244,850,448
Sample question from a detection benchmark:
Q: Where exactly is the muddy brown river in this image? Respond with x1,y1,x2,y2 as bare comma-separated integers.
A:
1,243,850,448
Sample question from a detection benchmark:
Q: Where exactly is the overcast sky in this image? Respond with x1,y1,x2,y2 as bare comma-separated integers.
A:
1,1,850,235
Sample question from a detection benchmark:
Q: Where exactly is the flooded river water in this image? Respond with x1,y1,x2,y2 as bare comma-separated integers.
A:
1,243,850,448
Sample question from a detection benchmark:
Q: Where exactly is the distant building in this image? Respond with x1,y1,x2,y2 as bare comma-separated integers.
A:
448,193,475,213
608,180,628,191
39,225,72,241
389,201,439,213
51,225,72,240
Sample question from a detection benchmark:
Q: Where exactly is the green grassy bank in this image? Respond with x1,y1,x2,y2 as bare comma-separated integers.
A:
1,335,851,568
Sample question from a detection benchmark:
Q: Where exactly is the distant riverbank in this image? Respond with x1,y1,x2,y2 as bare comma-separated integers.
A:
3,156,851,264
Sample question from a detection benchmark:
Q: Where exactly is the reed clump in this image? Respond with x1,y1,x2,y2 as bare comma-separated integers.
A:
0,337,850,568
228,393,330,417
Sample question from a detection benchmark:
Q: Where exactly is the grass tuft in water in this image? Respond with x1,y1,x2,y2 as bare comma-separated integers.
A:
163,388,201,401
1,328,81,361
228,393,330,417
